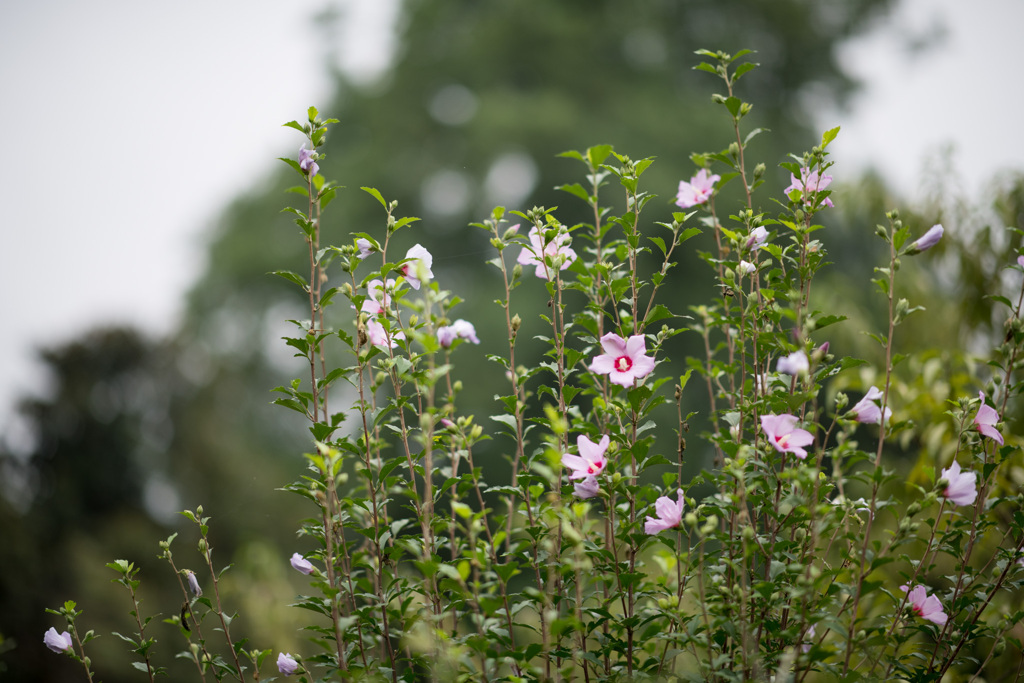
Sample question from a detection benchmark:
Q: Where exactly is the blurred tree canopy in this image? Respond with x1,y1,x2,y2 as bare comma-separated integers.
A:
11,0,973,679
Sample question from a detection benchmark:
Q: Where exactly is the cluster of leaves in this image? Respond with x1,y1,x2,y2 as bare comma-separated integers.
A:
44,51,1024,682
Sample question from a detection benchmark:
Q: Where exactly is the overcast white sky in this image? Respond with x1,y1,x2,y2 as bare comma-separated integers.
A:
1,0,1023,437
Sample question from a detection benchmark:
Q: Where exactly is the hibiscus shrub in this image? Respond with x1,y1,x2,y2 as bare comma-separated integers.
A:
46,49,1024,682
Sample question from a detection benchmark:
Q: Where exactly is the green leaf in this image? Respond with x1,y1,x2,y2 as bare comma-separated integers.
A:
821,126,841,149
587,144,614,167
271,270,309,290
361,186,388,209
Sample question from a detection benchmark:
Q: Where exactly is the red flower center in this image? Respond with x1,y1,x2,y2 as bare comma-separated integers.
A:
615,355,632,373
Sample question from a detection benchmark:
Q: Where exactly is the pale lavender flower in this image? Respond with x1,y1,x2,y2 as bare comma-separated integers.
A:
745,226,767,249
644,489,685,534
573,476,600,499
939,461,978,507
908,224,943,253
44,627,73,653
400,244,434,290
900,584,948,625
1017,255,1024,269
675,169,720,208
777,351,809,376
298,145,319,177
761,414,814,459
277,652,299,676
801,625,816,654
290,553,314,575
561,434,610,480
588,332,656,387
785,168,834,208
437,319,480,348
850,386,891,425
185,570,202,597
974,391,1004,445
517,225,578,279
737,260,756,276
356,238,374,260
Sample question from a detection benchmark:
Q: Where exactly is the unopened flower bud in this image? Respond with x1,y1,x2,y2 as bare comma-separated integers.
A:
685,512,699,528
906,501,921,517
741,526,755,541
753,163,766,180
511,314,522,333
185,570,202,597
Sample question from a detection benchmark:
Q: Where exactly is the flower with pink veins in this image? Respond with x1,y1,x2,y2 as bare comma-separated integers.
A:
675,169,720,209
900,584,948,625
517,225,578,279
974,391,1004,445
644,489,685,534
760,414,814,459
400,244,433,289
785,167,833,208
561,434,610,480
939,460,978,507
850,386,891,425
589,332,656,387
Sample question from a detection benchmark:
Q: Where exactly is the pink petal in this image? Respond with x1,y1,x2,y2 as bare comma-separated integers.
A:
599,332,627,356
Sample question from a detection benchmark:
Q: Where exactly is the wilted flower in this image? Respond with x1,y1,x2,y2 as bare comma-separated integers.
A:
517,225,578,279
745,226,767,249
850,386,891,425
400,244,434,290
185,570,202,597
675,169,720,209
900,584,948,625
908,224,943,253
561,434,610,480
589,332,656,387
437,319,480,348
777,351,809,376
644,489,685,534
939,460,978,507
760,414,814,459
277,652,299,676
290,553,314,575
43,627,73,654
298,145,319,177
785,168,834,208
573,476,600,499
974,391,1003,445
356,238,374,260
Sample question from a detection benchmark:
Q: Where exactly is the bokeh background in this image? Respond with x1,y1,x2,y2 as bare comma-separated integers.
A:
3,0,1024,679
